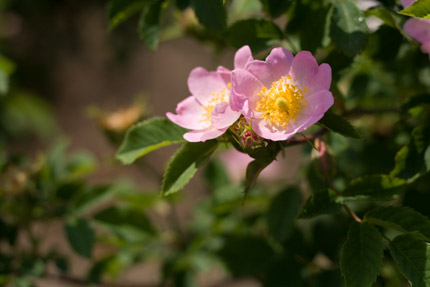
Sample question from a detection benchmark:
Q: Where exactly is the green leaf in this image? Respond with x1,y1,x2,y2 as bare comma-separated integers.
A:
139,0,167,51
342,175,405,200
365,206,430,241
425,146,430,171
330,0,368,56
94,206,155,236
299,3,332,53
399,0,430,19
365,6,398,29
191,0,226,32
225,19,283,53
390,234,430,287
391,125,430,179
319,112,363,140
161,140,218,196
72,185,116,216
108,0,155,28
260,0,293,18
218,236,275,277
243,157,274,199
402,94,430,113
0,68,8,95
116,117,187,164
267,187,302,242
340,222,384,287
298,189,343,219
65,218,95,258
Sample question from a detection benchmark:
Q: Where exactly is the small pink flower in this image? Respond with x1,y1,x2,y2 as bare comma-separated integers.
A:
166,66,240,142
230,46,334,141
402,0,430,55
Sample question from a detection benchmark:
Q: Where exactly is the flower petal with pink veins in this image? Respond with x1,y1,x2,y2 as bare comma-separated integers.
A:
188,67,229,106
290,51,320,90
184,128,227,142
166,96,210,130
234,45,254,69
211,102,241,129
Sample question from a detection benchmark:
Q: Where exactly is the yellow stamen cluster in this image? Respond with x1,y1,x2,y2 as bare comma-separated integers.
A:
201,84,230,123
255,75,307,130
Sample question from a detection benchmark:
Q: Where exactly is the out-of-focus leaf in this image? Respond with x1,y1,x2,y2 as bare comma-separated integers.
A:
225,19,283,53
204,160,230,191
365,6,398,29
0,69,8,95
342,175,405,200
218,236,275,277
391,125,430,179
107,0,155,28
260,0,293,18
319,112,363,140
139,0,167,51
191,0,226,32
340,222,384,287
365,206,430,241
94,206,155,235
65,218,95,258
402,94,430,113
399,0,430,19
116,117,187,164
72,185,116,215
425,146,430,171
263,256,304,287
267,187,302,242
330,0,368,56
299,189,343,219
161,140,218,196
1,92,57,139
389,234,430,287
175,0,190,10
299,3,332,53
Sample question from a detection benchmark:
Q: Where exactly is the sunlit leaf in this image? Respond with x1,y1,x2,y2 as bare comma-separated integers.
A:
340,222,384,287
116,117,187,164
161,140,218,196
399,0,430,19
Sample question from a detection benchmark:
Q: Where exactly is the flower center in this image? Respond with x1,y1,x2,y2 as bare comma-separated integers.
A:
201,83,231,123
255,75,307,129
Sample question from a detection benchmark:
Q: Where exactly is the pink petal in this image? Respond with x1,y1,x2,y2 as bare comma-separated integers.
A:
234,45,253,69
183,127,227,142
245,48,294,87
188,67,229,106
404,18,430,55
230,69,263,112
402,0,414,8
211,102,241,129
166,96,210,130
217,66,232,84
264,47,294,81
302,90,334,117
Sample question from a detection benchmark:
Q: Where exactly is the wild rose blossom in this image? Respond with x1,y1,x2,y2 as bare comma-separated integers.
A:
230,46,334,141
166,66,240,142
402,0,430,55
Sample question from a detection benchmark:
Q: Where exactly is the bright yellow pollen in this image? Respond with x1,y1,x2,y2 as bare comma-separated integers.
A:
255,75,307,130
201,83,231,123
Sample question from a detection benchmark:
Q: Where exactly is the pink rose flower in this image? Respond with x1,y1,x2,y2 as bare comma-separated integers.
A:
166,66,241,142
230,46,334,141
402,0,430,54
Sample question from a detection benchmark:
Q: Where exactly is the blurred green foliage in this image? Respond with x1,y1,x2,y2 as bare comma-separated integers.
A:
1,0,430,286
